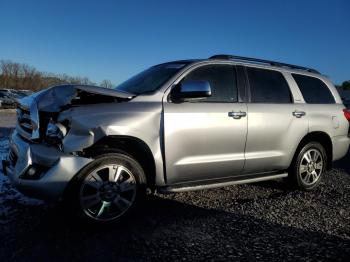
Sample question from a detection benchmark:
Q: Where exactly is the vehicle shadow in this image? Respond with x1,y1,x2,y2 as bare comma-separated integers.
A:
1,195,349,261
334,149,350,174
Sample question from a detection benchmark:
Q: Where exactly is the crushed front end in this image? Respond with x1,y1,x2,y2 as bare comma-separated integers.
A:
1,84,134,200
2,103,92,200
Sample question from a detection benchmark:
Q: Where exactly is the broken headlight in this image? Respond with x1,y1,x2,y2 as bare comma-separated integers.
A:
45,120,68,144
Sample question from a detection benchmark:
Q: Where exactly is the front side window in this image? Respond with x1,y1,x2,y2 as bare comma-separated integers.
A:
181,64,237,102
292,74,335,104
115,63,188,95
247,67,292,103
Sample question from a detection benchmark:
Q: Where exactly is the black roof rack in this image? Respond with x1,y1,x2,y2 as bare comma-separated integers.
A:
209,54,320,74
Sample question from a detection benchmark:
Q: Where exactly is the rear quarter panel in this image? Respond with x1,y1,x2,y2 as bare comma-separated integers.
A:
307,103,350,161
286,72,350,161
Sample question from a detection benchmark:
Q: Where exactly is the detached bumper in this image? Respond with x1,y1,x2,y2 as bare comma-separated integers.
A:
2,131,92,201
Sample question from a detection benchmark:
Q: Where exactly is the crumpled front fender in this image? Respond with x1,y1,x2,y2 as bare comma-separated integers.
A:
58,102,166,186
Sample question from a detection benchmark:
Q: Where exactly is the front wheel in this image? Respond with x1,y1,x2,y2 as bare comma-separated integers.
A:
66,153,146,223
288,142,327,191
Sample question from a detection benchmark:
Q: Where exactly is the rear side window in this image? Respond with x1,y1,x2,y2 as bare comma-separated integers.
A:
246,67,292,103
292,74,335,104
182,64,237,102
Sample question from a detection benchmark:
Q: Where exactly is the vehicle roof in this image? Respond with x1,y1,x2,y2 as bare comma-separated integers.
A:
164,55,324,80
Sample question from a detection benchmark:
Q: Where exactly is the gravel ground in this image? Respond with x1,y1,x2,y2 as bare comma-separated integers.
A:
0,110,349,261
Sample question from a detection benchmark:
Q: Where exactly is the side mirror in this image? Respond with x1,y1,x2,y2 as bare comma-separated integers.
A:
171,80,211,102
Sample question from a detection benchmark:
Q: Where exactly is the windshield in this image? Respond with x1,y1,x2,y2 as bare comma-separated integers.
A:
115,63,188,95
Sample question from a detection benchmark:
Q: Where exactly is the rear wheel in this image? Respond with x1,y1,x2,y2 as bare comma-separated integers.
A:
288,142,327,190
66,153,146,223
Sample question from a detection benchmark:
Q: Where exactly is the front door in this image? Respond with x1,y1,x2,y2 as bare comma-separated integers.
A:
163,64,248,184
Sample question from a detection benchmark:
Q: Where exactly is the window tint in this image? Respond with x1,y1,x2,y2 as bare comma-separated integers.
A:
182,64,237,102
292,74,335,104
247,67,292,103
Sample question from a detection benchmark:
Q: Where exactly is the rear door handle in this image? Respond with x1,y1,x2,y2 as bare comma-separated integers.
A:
292,111,306,118
228,111,247,119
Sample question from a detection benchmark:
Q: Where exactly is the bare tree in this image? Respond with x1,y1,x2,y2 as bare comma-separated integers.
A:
0,59,100,91
0,60,11,88
100,79,113,89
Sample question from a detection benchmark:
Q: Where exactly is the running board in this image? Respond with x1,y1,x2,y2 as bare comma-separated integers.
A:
158,173,288,194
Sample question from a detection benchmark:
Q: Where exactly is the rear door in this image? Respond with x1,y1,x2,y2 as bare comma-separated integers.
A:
163,64,248,184
243,66,308,174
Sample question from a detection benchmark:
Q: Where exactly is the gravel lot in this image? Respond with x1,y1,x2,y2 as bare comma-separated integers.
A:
0,110,349,261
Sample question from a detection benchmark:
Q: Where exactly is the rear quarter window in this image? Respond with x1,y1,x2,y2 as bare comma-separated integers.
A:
292,74,335,104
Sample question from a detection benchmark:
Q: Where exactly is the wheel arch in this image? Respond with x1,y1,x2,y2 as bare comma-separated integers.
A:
83,135,157,190
291,131,333,170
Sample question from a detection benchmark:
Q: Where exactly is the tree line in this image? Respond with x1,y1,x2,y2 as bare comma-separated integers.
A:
337,81,350,91
0,60,114,91
1,59,349,92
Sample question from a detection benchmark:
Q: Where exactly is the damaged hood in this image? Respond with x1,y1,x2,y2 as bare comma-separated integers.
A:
19,84,135,112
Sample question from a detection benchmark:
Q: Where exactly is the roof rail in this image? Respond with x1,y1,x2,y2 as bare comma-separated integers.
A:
209,54,320,74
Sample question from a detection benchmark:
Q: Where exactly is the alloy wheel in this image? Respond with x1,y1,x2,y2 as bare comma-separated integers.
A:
299,148,324,186
79,164,137,221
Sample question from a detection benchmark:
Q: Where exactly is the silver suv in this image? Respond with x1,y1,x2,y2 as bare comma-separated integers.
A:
2,55,350,223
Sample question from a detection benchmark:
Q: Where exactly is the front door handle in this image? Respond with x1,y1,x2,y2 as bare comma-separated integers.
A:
292,111,306,118
228,111,247,119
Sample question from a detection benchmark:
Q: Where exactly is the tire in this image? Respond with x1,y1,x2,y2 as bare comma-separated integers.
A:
65,152,147,224
288,142,327,191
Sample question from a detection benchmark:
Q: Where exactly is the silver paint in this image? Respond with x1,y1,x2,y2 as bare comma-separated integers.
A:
3,58,350,201
5,131,92,200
